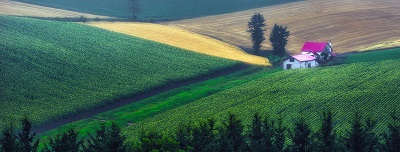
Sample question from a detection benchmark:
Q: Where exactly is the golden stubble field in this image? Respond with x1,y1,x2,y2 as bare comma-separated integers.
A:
0,0,108,18
165,0,400,53
88,22,270,66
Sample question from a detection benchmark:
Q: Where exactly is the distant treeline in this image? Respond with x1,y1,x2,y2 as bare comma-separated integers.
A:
1,111,400,152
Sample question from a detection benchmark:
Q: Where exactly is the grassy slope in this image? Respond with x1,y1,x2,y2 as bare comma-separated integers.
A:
123,49,400,143
37,67,281,146
0,15,237,130
15,0,300,19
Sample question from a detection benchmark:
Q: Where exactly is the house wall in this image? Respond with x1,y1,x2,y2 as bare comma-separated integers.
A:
283,59,319,70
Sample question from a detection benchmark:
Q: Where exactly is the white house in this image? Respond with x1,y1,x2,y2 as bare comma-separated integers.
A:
283,54,319,70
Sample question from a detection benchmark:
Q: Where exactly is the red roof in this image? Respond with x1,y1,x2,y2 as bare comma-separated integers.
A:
301,42,328,54
292,54,316,62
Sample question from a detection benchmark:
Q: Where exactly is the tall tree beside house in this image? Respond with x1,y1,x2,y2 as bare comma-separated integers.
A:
269,23,290,57
16,117,39,152
130,0,140,20
247,13,266,55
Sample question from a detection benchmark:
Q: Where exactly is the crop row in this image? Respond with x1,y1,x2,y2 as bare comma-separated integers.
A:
0,15,238,130
124,59,400,143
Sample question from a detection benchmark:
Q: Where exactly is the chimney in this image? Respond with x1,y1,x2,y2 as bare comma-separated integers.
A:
328,40,332,47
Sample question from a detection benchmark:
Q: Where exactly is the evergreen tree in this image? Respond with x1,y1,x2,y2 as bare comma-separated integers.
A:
175,122,193,151
217,113,246,152
274,116,286,152
346,112,366,152
1,123,17,152
364,117,379,152
269,23,290,57
248,112,265,152
85,122,126,152
318,111,335,152
384,113,400,152
192,119,216,152
291,117,312,152
263,115,274,152
44,129,83,152
106,123,126,152
16,117,39,152
85,123,107,152
137,129,179,152
247,13,266,54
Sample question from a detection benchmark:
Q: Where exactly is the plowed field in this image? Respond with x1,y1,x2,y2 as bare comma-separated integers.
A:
88,22,270,66
0,0,108,18
166,0,400,53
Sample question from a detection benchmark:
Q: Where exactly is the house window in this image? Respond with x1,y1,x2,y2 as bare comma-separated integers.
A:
287,64,292,69
290,58,294,62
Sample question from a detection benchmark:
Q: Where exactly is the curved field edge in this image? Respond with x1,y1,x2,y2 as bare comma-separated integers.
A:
0,0,109,18
12,0,301,19
123,58,400,143
87,22,270,66
35,66,280,148
166,0,400,54
0,15,238,130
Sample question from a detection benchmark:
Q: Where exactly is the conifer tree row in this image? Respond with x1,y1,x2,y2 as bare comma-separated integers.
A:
2,111,400,152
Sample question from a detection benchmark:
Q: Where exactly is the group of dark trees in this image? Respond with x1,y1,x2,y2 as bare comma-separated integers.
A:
2,111,400,152
247,13,290,57
0,120,127,152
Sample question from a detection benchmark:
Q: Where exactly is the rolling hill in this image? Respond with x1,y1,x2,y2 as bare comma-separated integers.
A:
123,48,400,143
88,22,270,66
0,0,109,18
166,0,400,53
13,0,300,19
0,15,238,130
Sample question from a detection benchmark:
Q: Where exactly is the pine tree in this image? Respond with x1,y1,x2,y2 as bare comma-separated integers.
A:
318,111,335,152
175,122,193,151
217,113,246,152
16,117,39,152
44,129,83,152
1,123,17,152
263,115,274,152
274,116,286,152
247,13,266,54
291,117,312,152
192,119,216,152
269,23,290,57
86,123,107,152
248,112,265,152
107,123,126,152
384,113,400,152
346,112,366,152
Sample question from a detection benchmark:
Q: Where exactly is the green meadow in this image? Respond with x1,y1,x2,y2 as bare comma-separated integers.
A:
0,15,237,130
122,49,400,143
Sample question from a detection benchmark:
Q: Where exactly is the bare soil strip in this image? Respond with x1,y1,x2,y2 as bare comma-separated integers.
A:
0,0,109,18
32,64,250,133
165,0,400,53
88,22,270,66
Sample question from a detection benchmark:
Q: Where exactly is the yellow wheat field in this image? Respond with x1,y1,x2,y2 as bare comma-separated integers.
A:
0,0,109,18
88,22,270,66
166,0,400,53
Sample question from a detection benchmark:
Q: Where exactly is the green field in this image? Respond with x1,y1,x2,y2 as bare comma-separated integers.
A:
15,0,301,19
36,67,280,147
0,15,238,130
339,48,400,64
122,50,400,143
